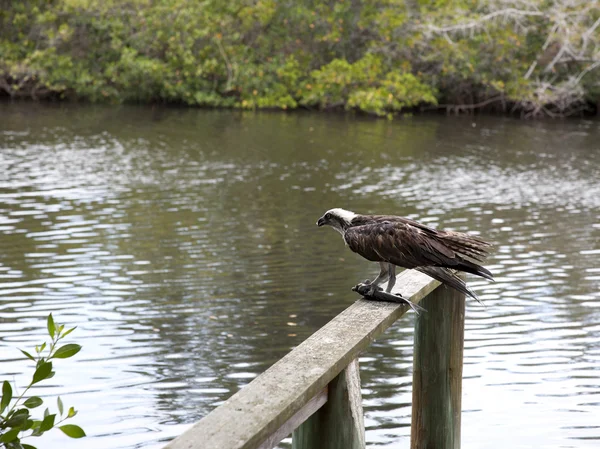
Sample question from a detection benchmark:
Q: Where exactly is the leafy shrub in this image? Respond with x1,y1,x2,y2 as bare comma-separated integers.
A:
0,315,85,449
304,55,437,116
1,0,599,116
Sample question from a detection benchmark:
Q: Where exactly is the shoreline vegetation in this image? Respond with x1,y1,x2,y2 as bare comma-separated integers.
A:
2,1,599,118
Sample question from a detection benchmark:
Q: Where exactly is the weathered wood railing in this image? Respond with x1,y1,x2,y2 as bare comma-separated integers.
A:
163,270,466,449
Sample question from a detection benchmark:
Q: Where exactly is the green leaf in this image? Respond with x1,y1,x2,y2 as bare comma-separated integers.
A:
53,344,81,359
39,413,55,432
59,424,86,438
61,327,77,338
24,397,43,409
0,427,20,443
6,408,29,427
57,396,63,415
1,380,12,414
32,361,52,385
20,350,35,362
22,444,38,449
67,406,77,418
47,314,56,338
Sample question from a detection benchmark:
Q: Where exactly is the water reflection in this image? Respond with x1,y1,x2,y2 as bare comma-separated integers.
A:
1,104,599,448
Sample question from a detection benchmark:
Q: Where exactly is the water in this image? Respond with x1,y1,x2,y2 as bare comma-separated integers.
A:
1,104,599,449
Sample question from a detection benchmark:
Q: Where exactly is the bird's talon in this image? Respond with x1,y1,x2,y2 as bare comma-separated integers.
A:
366,285,383,296
352,283,368,292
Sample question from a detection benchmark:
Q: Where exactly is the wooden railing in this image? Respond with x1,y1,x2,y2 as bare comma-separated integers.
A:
163,269,466,449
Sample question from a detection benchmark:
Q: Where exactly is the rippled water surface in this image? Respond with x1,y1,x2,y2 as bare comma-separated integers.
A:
1,104,599,448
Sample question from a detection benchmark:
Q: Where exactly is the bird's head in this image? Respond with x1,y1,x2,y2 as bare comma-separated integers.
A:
317,208,357,233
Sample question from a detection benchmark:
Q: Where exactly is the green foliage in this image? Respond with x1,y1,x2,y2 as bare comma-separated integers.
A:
303,55,436,116
1,0,599,116
0,314,85,449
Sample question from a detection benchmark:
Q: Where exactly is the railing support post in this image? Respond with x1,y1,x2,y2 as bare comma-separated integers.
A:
292,358,365,449
410,277,466,449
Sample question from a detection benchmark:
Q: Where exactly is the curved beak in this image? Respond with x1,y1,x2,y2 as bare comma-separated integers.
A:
317,217,326,227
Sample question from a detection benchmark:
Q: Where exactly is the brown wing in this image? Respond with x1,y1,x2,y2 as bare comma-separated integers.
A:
344,221,494,280
353,215,492,263
344,221,454,268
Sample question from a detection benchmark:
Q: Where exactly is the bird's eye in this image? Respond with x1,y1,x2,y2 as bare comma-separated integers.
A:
325,213,332,219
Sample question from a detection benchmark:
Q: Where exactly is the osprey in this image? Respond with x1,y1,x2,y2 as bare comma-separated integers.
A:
316,208,494,301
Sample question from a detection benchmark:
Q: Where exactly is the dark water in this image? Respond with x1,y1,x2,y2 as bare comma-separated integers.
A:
1,104,599,449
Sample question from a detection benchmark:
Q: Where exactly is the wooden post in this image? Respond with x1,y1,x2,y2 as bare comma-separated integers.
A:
292,358,365,449
410,278,466,449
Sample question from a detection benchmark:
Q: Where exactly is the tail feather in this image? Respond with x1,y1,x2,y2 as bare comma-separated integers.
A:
454,258,495,281
437,232,495,282
416,266,482,303
442,232,493,263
